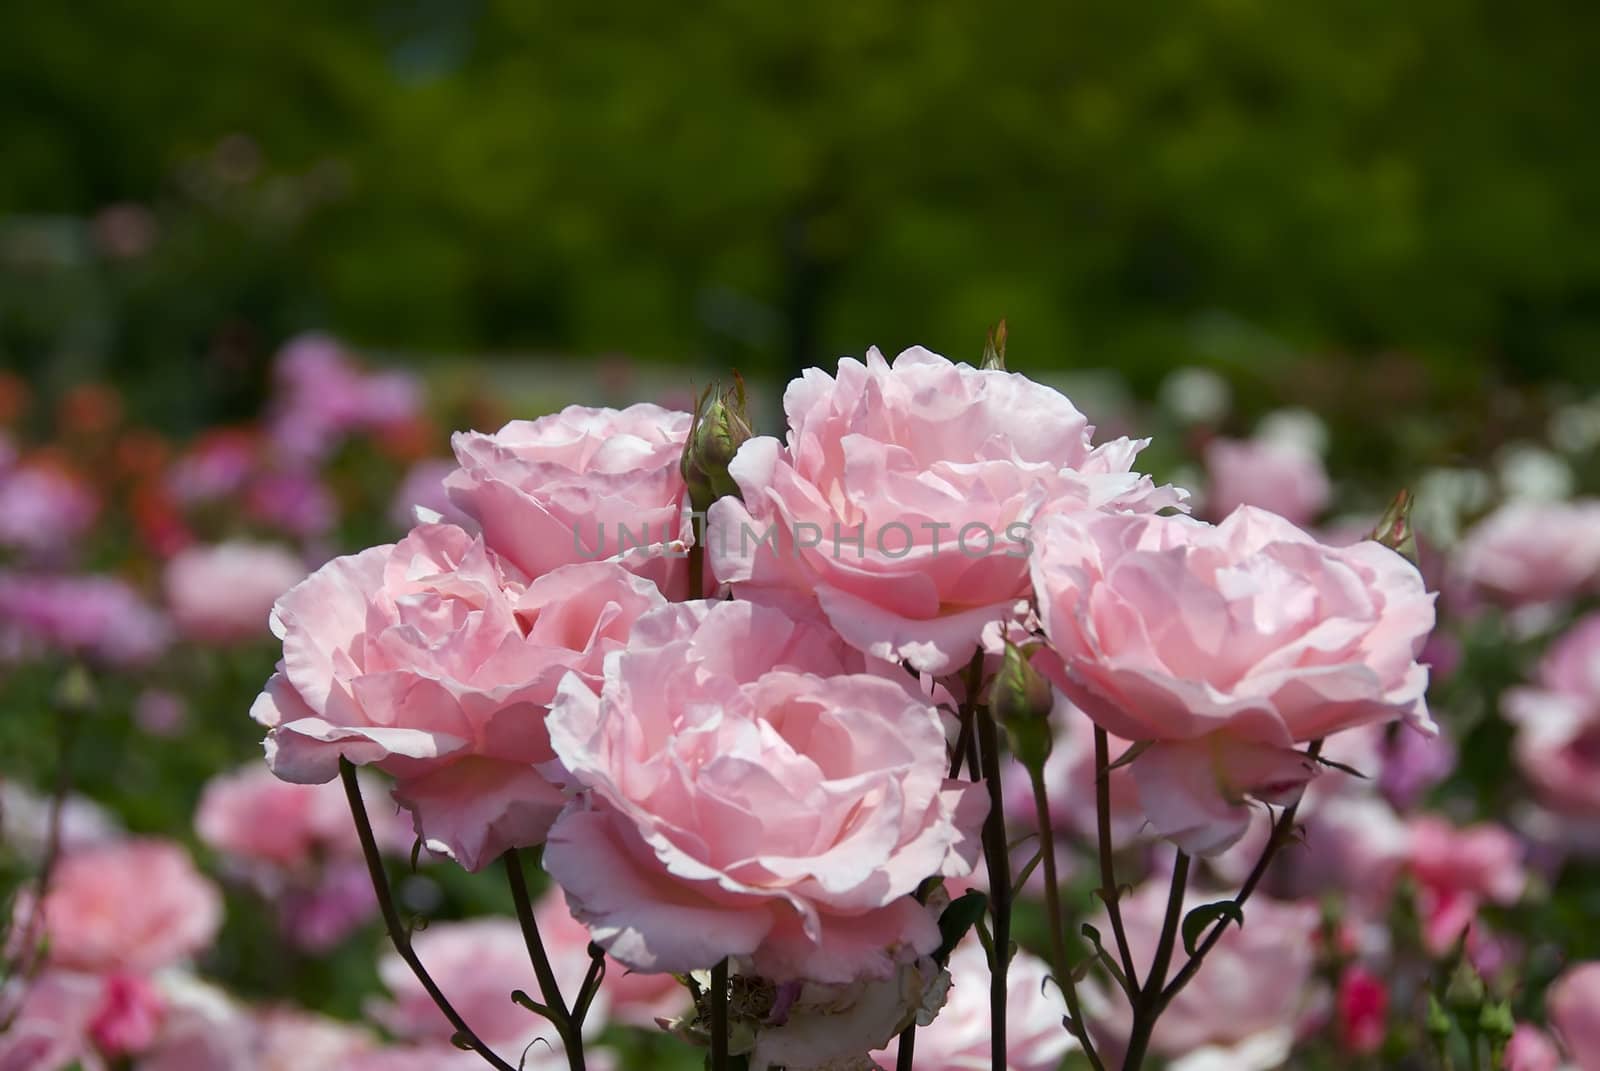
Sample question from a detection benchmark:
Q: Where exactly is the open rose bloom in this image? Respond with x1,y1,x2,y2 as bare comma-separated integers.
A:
252,521,664,869
232,345,1470,1071
543,597,986,983
709,346,1183,673
1031,506,1436,853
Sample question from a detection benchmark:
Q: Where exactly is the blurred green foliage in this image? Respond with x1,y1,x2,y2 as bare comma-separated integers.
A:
4,0,1600,410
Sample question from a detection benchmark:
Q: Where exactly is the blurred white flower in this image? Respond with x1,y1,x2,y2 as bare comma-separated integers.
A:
1159,367,1231,424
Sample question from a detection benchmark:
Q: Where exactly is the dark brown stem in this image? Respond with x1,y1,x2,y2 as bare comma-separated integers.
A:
504,849,586,1070
1093,727,1140,995
338,759,518,1071
710,957,730,1070
976,706,1012,1071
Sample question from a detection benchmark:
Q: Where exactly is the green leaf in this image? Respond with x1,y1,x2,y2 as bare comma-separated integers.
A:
1181,900,1244,956
934,890,988,964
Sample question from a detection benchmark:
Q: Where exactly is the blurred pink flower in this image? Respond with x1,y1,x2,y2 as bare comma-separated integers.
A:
165,429,257,505
244,469,337,538
1204,436,1331,528
87,972,165,1057
0,970,103,1071
1505,613,1600,816
1454,499,1600,607
1380,721,1457,811
1335,965,1387,1055
1550,962,1600,1070
873,938,1074,1071
373,917,605,1050
388,458,469,530
133,688,188,737
253,523,665,870
0,462,99,559
196,763,406,869
544,598,986,984
1031,506,1436,854
268,334,423,464
1407,817,1526,954
0,571,170,667
1506,1023,1563,1071
1088,882,1320,1070
15,838,221,974
164,541,305,644
710,346,1182,674
534,887,689,1030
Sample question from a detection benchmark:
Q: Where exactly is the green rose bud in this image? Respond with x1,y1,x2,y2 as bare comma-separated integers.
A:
986,641,1053,773
680,374,754,515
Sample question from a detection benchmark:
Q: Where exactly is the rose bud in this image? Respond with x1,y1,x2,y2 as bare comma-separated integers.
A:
987,642,1054,774
680,375,753,514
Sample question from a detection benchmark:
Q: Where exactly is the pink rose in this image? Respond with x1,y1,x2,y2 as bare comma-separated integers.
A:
1505,614,1600,815
1204,436,1331,528
1550,962,1600,1070
1407,816,1526,954
16,838,220,973
534,888,689,1030
544,598,987,983
1506,1024,1564,1071
873,938,1075,1071
1454,499,1600,607
373,918,606,1050
252,523,664,870
709,346,1183,674
445,403,694,590
163,541,306,644
1031,506,1436,854
1088,883,1320,1070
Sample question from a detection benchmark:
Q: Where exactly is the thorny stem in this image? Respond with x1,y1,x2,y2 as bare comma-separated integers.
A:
710,957,730,1071
1093,728,1140,995
1029,768,1106,1071
505,848,586,1070
338,759,519,1071
1156,739,1326,1011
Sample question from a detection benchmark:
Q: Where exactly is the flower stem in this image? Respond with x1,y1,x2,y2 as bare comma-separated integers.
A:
975,705,1012,1071
504,848,586,1070
338,759,518,1071
710,957,730,1071
1155,739,1323,1012
1093,728,1140,995
1029,768,1106,1071
1120,852,1190,1070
